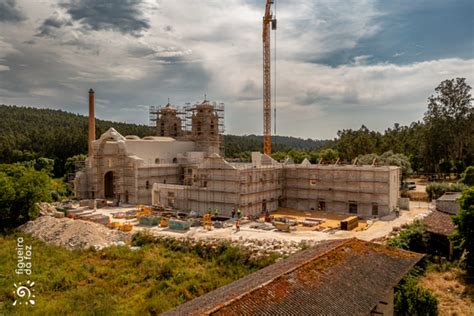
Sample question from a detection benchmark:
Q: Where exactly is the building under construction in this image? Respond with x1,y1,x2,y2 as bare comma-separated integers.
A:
75,92,400,217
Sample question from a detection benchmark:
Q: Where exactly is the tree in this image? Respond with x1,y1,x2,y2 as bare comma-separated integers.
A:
336,125,382,160
394,277,438,316
0,163,53,230
319,148,339,162
452,187,474,275
388,221,428,253
459,166,474,186
357,151,412,179
423,78,474,172
271,151,288,163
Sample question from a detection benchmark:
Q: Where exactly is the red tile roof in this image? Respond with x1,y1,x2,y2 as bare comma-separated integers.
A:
422,210,456,236
163,238,422,315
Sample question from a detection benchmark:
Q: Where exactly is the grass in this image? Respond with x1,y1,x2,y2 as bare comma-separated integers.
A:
0,232,279,315
418,264,474,315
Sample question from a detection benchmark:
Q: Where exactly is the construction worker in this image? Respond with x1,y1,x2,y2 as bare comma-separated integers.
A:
214,208,219,217
236,208,241,218
264,209,271,222
235,218,241,232
203,213,212,231
207,208,212,215
231,208,236,218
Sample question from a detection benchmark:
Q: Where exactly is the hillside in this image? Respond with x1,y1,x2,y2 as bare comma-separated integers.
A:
0,105,153,176
0,105,330,176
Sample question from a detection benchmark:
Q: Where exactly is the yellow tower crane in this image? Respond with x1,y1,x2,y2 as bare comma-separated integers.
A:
262,0,277,155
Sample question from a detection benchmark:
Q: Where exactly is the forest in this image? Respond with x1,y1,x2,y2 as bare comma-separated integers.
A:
0,78,472,178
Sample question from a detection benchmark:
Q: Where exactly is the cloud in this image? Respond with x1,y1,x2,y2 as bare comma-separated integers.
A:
0,0,472,139
0,0,26,22
36,11,72,37
60,0,150,37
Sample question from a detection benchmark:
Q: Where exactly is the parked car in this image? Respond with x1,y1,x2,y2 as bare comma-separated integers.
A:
401,181,417,190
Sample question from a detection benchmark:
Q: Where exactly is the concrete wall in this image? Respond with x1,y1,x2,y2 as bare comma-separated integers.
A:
283,165,398,217
124,139,195,165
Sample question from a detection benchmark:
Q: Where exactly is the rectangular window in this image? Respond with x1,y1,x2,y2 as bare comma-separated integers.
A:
372,204,378,216
319,200,326,211
349,202,358,214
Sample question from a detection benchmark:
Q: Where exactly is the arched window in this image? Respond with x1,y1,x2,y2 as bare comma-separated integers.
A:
172,157,178,164
155,158,160,164
146,181,150,189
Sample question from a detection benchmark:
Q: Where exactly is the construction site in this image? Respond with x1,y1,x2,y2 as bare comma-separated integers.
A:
69,0,408,240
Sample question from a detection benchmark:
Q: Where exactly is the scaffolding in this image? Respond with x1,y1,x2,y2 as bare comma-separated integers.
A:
149,104,186,132
185,101,225,155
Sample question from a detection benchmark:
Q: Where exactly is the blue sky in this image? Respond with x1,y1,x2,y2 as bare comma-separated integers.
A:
0,0,472,139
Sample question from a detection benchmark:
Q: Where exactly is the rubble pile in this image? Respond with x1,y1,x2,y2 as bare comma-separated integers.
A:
150,235,319,259
19,216,130,250
36,202,57,215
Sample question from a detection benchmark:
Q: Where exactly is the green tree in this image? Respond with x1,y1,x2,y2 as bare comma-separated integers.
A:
452,187,474,275
319,148,339,162
425,182,465,201
394,277,438,316
336,125,382,160
271,151,288,163
459,165,474,186
388,221,428,253
0,163,53,229
423,78,474,172
357,151,412,179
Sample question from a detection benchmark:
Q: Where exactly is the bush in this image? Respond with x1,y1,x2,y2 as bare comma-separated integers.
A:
459,166,474,186
0,163,54,230
131,231,156,247
394,277,438,316
451,187,474,275
426,182,465,201
388,221,428,253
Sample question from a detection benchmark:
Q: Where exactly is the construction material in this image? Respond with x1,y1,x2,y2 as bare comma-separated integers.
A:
53,212,65,218
168,219,192,231
67,209,87,219
138,216,160,226
160,217,168,227
274,221,291,232
340,216,359,231
119,223,133,232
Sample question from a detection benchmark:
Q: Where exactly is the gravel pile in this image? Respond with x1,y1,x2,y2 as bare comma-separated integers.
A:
19,216,130,250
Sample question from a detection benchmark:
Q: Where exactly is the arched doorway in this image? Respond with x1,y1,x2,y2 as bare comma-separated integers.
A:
104,171,114,199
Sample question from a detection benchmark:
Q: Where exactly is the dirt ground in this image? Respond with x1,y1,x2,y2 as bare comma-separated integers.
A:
87,200,432,243
419,268,474,315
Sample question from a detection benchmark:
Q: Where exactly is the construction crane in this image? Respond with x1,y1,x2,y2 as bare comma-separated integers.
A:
262,0,276,155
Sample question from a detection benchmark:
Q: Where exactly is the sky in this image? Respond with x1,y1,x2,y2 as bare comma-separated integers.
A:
0,0,473,139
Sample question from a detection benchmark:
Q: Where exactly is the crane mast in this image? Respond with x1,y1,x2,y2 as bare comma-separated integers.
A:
263,0,276,155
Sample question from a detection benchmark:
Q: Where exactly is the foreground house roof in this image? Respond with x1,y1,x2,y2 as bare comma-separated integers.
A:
164,238,422,316
422,210,456,236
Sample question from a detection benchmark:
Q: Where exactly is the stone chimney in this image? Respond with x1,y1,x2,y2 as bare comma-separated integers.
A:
88,88,95,157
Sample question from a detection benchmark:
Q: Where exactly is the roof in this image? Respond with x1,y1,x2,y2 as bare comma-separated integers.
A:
437,192,462,201
422,210,456,236
164,238,422,316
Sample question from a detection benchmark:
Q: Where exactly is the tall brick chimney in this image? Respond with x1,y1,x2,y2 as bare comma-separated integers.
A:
88,88,95,157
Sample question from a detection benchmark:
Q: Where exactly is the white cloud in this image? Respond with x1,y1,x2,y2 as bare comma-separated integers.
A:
0,0,471,139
